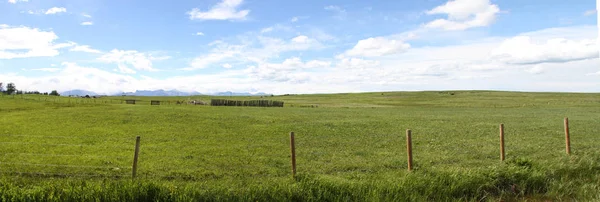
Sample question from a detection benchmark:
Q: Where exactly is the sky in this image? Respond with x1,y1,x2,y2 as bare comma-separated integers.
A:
0,0,598,95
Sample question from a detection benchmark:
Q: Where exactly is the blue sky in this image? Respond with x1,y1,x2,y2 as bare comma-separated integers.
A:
0,0,598,94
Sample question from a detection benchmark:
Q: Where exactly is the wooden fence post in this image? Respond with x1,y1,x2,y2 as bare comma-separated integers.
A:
564,117,571,155
500,124,505,161
132,136,141,179
406,129,413,171
290,132,297,179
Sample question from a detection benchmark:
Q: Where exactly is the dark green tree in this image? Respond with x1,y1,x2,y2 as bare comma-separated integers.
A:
50,90,60,96
6,83,16,95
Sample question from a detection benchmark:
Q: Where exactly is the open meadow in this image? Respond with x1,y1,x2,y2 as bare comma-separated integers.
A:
0,91,599,201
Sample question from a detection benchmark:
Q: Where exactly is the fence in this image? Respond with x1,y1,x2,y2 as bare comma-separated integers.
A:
0,117,581,180
0,95,198,106
2,95,289,107
210,99,284,107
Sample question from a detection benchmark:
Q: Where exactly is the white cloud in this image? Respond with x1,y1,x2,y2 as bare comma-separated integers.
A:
31,68,60,72
343,37,411,57
98,49,166,73
287,35,322,48
195,32,205,36
183,43,243,70
246,57,331,82
82,13,92,18
338,58,381,69
291,17,299,22
149,55,171,61
185,53,236,70
525,65,544,74
425,0,500,30
307,25,597,90
291,35,309,43
116,64,136,74
249,36,323,60
222,63,233,68
81,21,93,26
25,10,43,15
0,62,259,95
260,27,274,33
4,25,600,95
45,7,67,15
490,36,598,65
5,60,600,96
187,0,250,21
8,0,28,4
368,26,597,85
259,24,293,34
70,45,102,53
52,42,76,49
309,28,336,42
1,62,139,94
184,35,323,71
584,9,596,16
515,25,597,40
305,60,331,68
0,25,71,59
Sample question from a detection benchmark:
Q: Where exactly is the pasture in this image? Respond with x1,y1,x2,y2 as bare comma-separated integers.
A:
0,91,599,201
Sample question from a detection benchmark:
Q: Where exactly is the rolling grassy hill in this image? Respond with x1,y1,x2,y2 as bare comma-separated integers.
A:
0,91,598,201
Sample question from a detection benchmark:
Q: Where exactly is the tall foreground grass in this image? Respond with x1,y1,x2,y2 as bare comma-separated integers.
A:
0,91,599,201
0,154,599,201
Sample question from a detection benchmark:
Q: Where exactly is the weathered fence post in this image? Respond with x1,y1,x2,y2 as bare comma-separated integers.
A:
564,117,571,155
406,129,413,171
290,132,297,179
132,136,141,179
500,123,505,161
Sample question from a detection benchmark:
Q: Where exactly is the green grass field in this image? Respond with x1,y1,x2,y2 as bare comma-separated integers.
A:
0,91,599,201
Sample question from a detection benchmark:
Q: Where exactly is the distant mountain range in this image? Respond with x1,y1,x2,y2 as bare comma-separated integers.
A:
60,89,271,97
61,90,99,96
213,91,269,96
120,90,201,96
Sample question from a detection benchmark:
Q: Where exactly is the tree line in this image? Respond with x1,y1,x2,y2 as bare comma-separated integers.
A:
0,82,60,96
